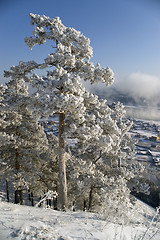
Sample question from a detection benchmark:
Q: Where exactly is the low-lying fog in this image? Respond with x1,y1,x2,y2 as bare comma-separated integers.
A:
83,72,160,121
125,105,160,121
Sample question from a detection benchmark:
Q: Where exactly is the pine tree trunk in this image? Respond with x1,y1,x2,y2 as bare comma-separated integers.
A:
83,200,87,211
53,180,58,210
88,185,93,211
6,178,9,202
15,188,23,205
28,190,31,201
31,192,34,206
53,197,58,210
118,158,121,168
15,148,23,205
58,112,67,210
19,187,23,205
15,190,20,204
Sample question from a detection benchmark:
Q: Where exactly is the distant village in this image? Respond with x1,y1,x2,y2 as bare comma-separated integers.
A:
129,119,160,207
130,119,160,167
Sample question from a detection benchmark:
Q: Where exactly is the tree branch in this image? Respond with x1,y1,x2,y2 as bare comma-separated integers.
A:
93,150,102,164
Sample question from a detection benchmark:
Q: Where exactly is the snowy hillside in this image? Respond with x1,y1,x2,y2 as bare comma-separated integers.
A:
0,200,159,240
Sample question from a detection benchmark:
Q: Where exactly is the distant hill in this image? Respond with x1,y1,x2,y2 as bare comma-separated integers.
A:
93,87,154,106
92,87,160,121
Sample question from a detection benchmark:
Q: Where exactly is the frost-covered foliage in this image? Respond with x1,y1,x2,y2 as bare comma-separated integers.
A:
2,13,140,213
0,78,57,200
0,85,15,149
98,177,134,224
24,14,114,85
66,101,142,212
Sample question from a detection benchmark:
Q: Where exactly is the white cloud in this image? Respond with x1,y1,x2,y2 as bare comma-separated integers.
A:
116,72,160,100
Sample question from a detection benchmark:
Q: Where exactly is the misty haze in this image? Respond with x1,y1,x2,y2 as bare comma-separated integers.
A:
83,72,160,121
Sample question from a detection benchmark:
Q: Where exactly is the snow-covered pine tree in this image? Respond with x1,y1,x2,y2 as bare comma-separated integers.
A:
0,85,15,147
66,101,136,211
0,85,16,202
5,14,135,211
0,73,57,204
10,13,114,210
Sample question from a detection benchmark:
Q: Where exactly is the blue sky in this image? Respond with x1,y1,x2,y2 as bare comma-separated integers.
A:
0,0,160,95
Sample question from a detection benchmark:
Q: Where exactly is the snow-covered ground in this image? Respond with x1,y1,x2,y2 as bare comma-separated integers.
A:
0,199,159,240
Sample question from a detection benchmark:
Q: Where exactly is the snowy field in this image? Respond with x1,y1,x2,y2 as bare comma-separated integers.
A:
0,200,159,240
